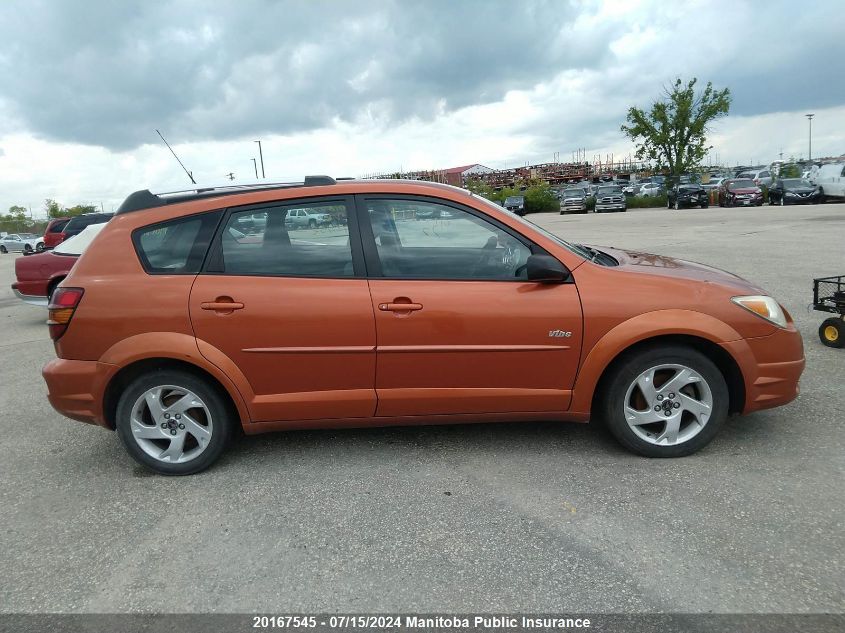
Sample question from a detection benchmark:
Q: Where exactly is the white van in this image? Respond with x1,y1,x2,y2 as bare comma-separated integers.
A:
812,162,845,200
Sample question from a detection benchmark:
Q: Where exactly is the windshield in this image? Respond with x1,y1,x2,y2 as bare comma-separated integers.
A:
783,179,809,188
470,193,591,260
597,187,622,195
563,189,585,198
504,196,524,204
728,179,756,190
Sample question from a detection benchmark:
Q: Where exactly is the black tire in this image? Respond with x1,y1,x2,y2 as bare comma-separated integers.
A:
596,345,729,457
115,369,234,475
674,199,680,210
308,219,316,229
819,318,845,348
24,244,33,253
46,277,64,303
36,242,45,252
817,188,825,203
701,202,709,209
0,246,6,254
667,198,672,209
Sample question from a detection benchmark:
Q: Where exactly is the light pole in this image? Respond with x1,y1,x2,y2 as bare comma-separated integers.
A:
254,140,265,178
805,113,814,160
251,158,258,179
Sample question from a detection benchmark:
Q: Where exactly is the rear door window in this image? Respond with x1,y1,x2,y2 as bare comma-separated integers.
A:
215,200,355,277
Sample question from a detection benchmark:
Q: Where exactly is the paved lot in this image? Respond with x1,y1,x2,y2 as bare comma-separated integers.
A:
1,203,843,614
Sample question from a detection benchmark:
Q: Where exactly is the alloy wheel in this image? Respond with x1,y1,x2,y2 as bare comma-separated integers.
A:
623,363,713,446
129,385,214,464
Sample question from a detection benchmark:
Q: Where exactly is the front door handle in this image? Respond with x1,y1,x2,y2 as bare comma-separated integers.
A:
201,300,244,311
378,302,423,312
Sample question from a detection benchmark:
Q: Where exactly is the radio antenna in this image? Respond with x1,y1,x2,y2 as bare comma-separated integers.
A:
155,129,196,184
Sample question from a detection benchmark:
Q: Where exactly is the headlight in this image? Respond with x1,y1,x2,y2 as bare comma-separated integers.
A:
731,295,787,328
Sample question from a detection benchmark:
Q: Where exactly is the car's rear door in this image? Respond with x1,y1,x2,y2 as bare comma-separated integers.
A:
358,195,583,417
189,196,377,423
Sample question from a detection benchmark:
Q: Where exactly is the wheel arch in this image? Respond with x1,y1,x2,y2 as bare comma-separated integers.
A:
571,311,748,417
587,334,746,416
102,357,246,431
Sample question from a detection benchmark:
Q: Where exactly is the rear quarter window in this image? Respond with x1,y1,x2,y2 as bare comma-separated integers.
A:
133,212,222,274
48,219,70,233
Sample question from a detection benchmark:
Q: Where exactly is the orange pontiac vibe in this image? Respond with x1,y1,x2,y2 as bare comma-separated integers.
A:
42,177,805,474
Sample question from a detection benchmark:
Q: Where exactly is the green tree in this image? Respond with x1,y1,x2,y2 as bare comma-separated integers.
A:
44,198,64,218
65,204,97,217
621,78,731,178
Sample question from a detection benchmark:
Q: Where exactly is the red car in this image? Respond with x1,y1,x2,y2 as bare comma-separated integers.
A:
718,178,764,207
42,217,71,249
12,223,106,306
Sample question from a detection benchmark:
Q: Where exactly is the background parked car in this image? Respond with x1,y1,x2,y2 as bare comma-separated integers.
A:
284,208,333,229
12,223,107,305
768,178,821,205
594,185,627,212
62,212,114,241
43,217,71,249
560,187,588,214
503,195,526,216
718,179,763,207
736,168,773,188
811,162,845,201
638,182,664,197
0,233,44,254
667,184,709,209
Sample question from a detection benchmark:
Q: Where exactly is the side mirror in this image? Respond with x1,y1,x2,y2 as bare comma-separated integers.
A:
526,254,570,283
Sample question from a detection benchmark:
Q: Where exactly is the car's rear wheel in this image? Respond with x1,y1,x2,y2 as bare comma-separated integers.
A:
115,370,234,475
24,244,32,253
308,219,316,229
597,345,729,457
819,318,845,348
0,246,6,254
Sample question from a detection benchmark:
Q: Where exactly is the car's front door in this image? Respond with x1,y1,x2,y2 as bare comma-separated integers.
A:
359,196,583,417
189,197,377,423
7,235,22,252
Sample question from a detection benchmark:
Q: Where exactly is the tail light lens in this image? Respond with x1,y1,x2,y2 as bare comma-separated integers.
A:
47,287,84,340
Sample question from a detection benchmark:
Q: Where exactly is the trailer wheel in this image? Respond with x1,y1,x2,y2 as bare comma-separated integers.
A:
819,318,845,348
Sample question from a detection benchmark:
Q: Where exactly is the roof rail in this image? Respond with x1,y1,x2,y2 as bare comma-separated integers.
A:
116,175,339,214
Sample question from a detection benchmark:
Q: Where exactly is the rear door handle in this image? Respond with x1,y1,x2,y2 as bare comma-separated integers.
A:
201,301,244,311
378,302,423,312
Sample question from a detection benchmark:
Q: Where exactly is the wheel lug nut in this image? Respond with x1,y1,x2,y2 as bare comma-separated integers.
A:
668,393,675,399
164,413,170,419
654,405,661,411
175,414,181,420
657,395,664,401
674,402,681,409
170,429,177,436
161,423,167,429
178,423,185,430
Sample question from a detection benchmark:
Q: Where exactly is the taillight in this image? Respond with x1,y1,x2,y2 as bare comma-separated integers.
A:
47,287,84,340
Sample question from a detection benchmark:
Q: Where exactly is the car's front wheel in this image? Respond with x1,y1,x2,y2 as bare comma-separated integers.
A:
115,370,234,475
597,345,729,457
36,242,45,252
0,246,6,254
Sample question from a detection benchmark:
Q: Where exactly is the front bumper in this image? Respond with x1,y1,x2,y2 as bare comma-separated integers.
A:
722,325,805,414
595,204,626,212
42,358,117,427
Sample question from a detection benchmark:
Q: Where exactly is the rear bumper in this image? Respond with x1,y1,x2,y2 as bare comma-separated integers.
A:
12,286,48,307
42,358,117,428
722,325,805,414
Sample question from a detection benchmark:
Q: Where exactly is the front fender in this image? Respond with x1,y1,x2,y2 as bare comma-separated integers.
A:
569,309,744,415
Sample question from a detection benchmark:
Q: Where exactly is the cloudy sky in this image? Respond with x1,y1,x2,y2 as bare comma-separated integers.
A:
0,0,843,215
